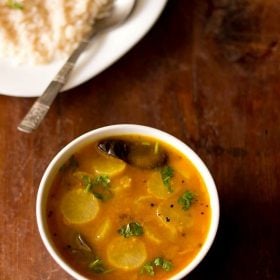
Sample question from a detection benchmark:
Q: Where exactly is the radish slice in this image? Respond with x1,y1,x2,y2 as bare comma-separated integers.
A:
107,237,147,270
94,218,112,241
147,172,172,199
92,154,126,176
60,189,99,224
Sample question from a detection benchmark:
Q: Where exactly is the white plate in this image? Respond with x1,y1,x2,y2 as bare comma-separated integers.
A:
0,0,167,97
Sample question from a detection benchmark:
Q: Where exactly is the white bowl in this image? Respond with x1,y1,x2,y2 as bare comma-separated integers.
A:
36,124,219,280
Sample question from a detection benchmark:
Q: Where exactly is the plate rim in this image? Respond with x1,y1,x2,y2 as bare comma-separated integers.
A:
0,0,168,98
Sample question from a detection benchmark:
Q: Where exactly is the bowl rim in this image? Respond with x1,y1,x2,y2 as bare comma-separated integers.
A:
36,124,220,280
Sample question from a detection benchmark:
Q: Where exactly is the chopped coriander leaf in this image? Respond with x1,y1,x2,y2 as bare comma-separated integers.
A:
94,175,110,187
153,257,164,267
161,259,173,271
7,0,23,10
92,192,104,200
93,187,112,201
82,175,93,192
154,257,173,270
178,191,196,210
82,174,112,200
88,258,111,274
118,222,144,238
141,262,155,276
160,165,174,192
141,257,173,276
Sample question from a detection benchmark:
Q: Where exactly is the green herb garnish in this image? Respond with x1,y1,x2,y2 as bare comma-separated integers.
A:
7,0,24,9
75,233,93,253
153,257,173,271
82,175,92,192
178,191,195,210
118,222,144,238
82,175,112,200
88,258,111,274
141,262,155,276
70,234,111,274
160,165,174,192
141,257,173,276
94,175,110,187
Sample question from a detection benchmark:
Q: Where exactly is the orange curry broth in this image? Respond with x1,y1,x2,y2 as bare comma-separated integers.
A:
46,135,211,280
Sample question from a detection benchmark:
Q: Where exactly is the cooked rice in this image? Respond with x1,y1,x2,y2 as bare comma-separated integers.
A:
0,0,109,64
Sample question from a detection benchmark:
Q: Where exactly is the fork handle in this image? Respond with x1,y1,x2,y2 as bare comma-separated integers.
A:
17,32,96,133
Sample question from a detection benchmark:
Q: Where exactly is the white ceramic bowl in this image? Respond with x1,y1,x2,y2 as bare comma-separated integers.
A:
36,124,219,280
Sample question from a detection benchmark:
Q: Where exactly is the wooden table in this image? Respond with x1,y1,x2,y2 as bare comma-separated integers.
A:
0,1,279,279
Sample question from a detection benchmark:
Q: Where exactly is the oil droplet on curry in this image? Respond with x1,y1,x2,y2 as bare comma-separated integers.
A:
46,135,211,279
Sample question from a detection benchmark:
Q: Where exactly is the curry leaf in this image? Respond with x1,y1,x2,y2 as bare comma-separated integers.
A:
60,155,79,172
88,258,111,274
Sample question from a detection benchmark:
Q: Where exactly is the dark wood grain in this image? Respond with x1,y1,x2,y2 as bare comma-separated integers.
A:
0,1,279,279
